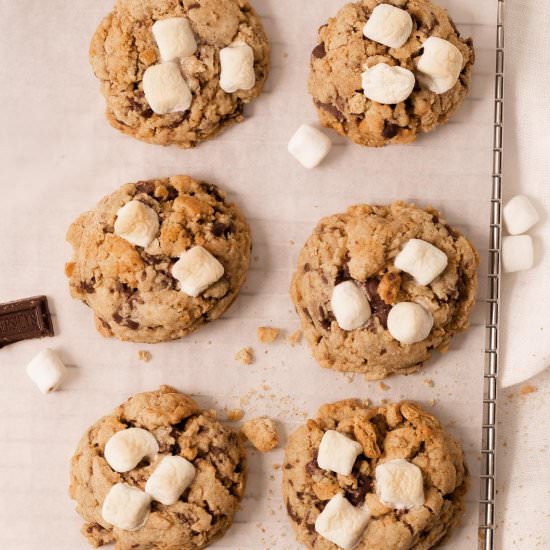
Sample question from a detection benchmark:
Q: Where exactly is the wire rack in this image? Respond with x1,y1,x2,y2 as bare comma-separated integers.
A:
478,1,504,548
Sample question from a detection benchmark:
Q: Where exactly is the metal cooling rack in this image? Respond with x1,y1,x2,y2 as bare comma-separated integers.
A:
478,1,505,548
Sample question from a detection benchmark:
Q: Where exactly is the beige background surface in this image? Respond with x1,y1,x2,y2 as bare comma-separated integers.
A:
0,1,498,548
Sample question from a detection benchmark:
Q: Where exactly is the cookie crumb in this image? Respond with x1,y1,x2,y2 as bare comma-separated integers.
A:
423,379,435,388
429,398,437,406
272,463,281,470
257,326,280,344
227,409,245,422
287,329,302,346
138,350,152,362
240,417,279,452
235,347,254,365
520,384,537,396
379,382,390,391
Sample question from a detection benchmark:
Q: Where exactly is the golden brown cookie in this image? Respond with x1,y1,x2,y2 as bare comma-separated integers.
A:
282,399,467,549
65,175,251,343
90,0,270,148
290,202,479,379
309,0,474,146
70,386,247,549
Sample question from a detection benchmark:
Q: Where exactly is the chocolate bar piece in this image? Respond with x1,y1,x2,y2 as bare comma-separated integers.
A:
0,295,54,348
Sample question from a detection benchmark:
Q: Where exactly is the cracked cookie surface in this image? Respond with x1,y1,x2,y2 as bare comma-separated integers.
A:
309,0,474,146
290,202,479,379
70,386,247,549
65,175,251,343
90,0,269,148
282,399,467,549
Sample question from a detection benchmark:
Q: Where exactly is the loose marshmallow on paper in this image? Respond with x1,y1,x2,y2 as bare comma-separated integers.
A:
503,195,540,235
317,430,363,476
363,4,413,49
502,235,534,273
288,124,332,169
331,281,372,331
26,349,67,394
104,428,159,473
114,200,160,248
315,493,370,550
387,302,434,345
143,62,192,115
416,37,463,94
172,246,225,297
152,18,197,61
394,239,448,286
375,459,425,510
219,42,256,93
362,63,415,104
145,455,196,505
102,483,151,531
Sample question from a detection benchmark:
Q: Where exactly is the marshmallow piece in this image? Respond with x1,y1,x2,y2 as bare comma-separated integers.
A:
102,483,151,531
172,246,224,297
288,124,332,169
152,18,197,62
502,235,534,273
363,4,413,49
375,459,425,510
145,455,196,505
26,349,67,394
104,428,159,473
387,302,433,345
315,493,370,549
114,200,160,248
503,195,540,235
416,37,463,94
394,239,448,286
143,62,192,115
219,42,256,93
361,63,415,104
317,430,363,476
331,281,372,331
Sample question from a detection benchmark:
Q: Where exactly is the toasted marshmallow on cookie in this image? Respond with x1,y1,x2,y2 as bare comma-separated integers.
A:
172,246,225,297
363,4,413,49
102,483,151,531
143,62,192,115
394,239,448,286
317,430,363,476
104,428,159,473
416,37,463,94
152,17,197,62
219,42,256,93
114,200,160,248
331,281,372,331
387,302,434,345
376,458,425,510
145,455,196,505
362,63,415,105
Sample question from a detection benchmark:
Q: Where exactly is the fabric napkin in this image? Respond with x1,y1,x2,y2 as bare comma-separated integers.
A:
500,0,550,388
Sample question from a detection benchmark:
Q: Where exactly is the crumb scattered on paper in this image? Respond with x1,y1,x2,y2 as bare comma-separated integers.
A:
272,463,281,470
379,382,390,391
287,329,302,346
423,379,435,388
240,417,280,452
235,347,254,365
257,326,280,344
138,350,151,362
520,384,537,396
227,409,245,422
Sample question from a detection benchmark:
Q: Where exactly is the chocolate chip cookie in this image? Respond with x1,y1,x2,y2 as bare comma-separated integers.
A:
70,386,247,549
65,175,251,343
282,399,467,549
90,0,269,148
290,202,479,379
309,0,475,146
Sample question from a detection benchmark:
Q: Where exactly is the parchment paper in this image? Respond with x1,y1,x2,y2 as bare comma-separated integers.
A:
0,1,496,548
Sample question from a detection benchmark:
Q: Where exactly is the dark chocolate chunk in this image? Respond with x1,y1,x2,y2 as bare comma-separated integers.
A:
0,295,54,348
382,121,400,139
166,185,179,200
305,458,322,477
303,263,312,273
135,181,155,195
212,222,233,238
344,474,373,506
199,182,224,203
286,500,302,524
188,2,200,9
79,281,96,294
312,43,326,59
315,100,345,123
362,278,392,329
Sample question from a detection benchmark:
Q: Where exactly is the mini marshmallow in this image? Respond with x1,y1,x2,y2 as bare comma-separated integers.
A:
114,200,160,248
375,459,425,510
315,493,370,550
387,302,433,345
331,281,372,331
288,124,332,169
172,246,224,297
152,18,197,62
394,239,448,286
503,195,540,235
416,37,463,94
26,349,67,394
317,430,363,476
502,235,534,273
362,63,415,104
363,4,413,49
142,62,192,115
219,42,256,93
102,483,151,531
145,455,196,505
104,428,159,473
